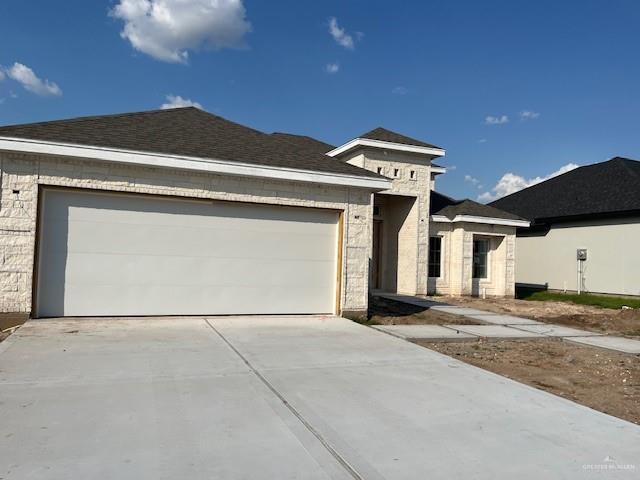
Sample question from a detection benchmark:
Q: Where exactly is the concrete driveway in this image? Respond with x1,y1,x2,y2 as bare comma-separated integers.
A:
1,316,638,479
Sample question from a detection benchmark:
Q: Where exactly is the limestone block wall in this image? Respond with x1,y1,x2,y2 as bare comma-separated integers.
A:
429,221,516,297
346,148,436,295
0,151,374,315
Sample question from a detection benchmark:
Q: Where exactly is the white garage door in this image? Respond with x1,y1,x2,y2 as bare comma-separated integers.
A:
36,189,340,317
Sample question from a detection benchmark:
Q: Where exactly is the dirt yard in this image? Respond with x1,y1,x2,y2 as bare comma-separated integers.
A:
419,339,640,425
368,296,479,326
431,296,640,337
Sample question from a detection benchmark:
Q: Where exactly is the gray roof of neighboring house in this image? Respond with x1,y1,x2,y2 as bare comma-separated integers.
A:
490,157,640,222
430,191,525,221
0,107,382,179
360,127,442,150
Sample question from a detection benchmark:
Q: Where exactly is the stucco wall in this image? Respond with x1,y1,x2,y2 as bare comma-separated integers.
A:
429,222,516,297
0,151,373,315
516,217,640,296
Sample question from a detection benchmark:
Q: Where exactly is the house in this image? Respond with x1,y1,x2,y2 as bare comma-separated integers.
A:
429,191,529,297
490,157,640,297
0,107,525,319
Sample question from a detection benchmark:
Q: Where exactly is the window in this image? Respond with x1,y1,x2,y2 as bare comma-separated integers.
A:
376,166,384,175
472,239,489,279
410,170,416,180
393,168,400,178
428,236,442,278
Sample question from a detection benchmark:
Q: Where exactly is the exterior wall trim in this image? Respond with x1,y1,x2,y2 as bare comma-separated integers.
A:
0,136,392,191
431,214,530,228
327,137,446,158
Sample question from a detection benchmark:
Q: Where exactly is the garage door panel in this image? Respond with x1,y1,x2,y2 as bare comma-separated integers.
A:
61,284,334,317
59,220,337,261
36,190,340,317
63,193,337,231
63,253,336,288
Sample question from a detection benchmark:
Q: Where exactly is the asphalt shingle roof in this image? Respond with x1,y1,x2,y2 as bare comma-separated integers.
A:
489,158,640,222
270,132,335,155
0,107,382,179
431,191,525,221
360,127,442,150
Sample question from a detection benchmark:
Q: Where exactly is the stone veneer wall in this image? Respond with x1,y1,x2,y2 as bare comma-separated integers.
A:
0,151,373,316
429,221,516,297
345,148,433,295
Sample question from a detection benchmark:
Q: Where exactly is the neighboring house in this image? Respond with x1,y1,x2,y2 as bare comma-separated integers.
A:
491,157,640,297
0,107,524,319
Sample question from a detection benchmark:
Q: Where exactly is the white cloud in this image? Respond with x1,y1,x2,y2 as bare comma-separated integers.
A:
328,17,355,49
160,94,202,109
478,138,487,143
325,63,339,74
484,115,509,125
6,63,62,96
392,86,408,95
519,110,540,121
447,165,457,171
478,163,579,203
0,69,4,81
464,174,480,186
110,0,251,64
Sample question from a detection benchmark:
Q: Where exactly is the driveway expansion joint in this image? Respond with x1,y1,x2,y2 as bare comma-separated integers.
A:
203,318,364,480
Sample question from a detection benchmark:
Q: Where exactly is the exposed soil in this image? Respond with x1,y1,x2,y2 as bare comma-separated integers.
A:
0,314,29,343
418,339,640,425
369,296,479,326
430,296,640,337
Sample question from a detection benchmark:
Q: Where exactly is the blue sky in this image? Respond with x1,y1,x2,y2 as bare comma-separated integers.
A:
1,0,639,200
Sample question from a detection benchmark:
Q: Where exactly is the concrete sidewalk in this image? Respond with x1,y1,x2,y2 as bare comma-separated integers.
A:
377,293,640,354
1,316,639,479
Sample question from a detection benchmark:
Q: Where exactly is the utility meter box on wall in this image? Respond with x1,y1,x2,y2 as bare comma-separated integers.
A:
577,249,588,261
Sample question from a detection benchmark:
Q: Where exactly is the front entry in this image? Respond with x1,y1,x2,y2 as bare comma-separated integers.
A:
370,194,418,294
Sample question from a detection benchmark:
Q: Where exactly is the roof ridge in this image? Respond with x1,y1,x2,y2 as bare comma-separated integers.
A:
489,164,585,205
0,107,208,130
612,157,640,179
358,127,442,150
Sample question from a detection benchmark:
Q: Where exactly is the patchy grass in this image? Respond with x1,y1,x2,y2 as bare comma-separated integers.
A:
518,290,640,310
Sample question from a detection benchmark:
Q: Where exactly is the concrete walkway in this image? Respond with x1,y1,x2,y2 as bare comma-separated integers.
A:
376,293,640,355
1,316,639,479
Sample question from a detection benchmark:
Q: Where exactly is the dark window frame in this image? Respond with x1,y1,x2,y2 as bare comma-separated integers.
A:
472,238,489,279
428,236,442,278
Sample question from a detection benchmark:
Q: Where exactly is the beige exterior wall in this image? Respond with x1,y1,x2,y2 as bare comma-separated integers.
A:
0,151,374,316
516,217,640,296
343,148,435,295
429,221,516,297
